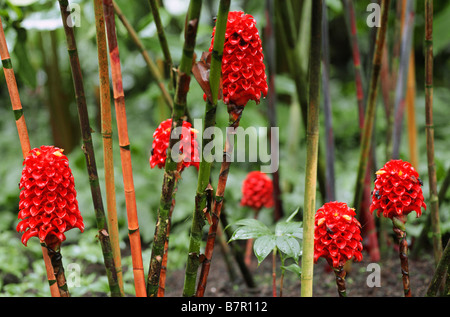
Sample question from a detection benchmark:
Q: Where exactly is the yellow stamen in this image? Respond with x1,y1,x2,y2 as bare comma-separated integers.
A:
53,150,63,157
342,215,352,222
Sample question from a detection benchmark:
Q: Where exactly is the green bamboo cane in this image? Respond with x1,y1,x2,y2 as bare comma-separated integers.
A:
352,0,391,217
427,239,450,296
113,0,173,112
275,0,327,204
148,0,174,84
182,0,230,297
301,0,322,298
93,0,124,296
424,0,443,265
58,0,120,297
147,0,203,297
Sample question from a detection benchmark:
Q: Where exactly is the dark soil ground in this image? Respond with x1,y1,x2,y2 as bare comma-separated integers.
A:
163,241,436,297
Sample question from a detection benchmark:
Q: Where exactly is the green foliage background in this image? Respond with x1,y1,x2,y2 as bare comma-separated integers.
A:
0,0,449,296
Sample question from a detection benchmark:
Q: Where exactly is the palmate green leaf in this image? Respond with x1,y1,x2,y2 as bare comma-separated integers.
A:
228,219,272,242
253,235,276,265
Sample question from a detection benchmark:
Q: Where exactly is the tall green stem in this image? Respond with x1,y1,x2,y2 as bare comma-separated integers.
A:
58,0,120,297
301,0,322,297
276,0,327,204
427,238,450,296
147,0,203,297
424,0,443,265
352,0,391,215
183,0,230,297
148,0,174,82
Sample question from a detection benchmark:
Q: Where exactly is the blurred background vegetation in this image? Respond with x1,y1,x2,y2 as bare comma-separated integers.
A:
0,0,449,296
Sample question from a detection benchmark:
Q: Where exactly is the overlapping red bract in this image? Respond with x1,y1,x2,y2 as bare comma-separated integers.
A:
370,159,426,219
207,11,268,106
314,202,363,268
16,145,84,246
240,171,274,211
149,118,200,171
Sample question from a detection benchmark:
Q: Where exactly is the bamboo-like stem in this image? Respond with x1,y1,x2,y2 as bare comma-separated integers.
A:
147,0,203,297
58,0,120,297
157,186,177,297
321,3,335,202
102,0,146,297
276,0,327,204
352,0,391,216
413,162,448,258
44,237,70,297
427,238,450,296
301,0,322,298
93,0,124,296
326,259,347,297
0,18,60,297
113,0,173,112
183,0,229,298
196,105,242,297
392,216,412,297
424,0,443,265
148,0,174,83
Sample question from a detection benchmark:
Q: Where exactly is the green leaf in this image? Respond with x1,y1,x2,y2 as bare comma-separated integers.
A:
282,263,302,278
228,219,272,242
253,235,276,265
276,236,301,261
275,221,303,238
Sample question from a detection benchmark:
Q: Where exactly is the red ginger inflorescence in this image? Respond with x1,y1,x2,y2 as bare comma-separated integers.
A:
314,202,363,268
240,171,274,211
16,145,84,246
207,11,268,107
370,159,426,219
150,118,200,171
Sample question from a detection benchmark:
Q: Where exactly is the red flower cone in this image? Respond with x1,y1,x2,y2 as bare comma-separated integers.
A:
314,201,363,297
149,118,200,171
16,145,84,247
369,159,426,297
370,159,426,219
240,171,274,211
206,11,268,107
314,201,363,268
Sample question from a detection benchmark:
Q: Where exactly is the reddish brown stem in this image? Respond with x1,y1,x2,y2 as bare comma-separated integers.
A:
196,113,238,297
392,217,411,297
102,0,146,296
